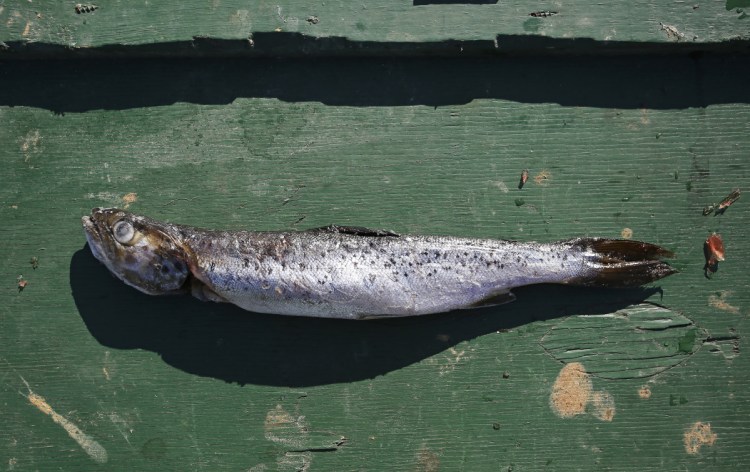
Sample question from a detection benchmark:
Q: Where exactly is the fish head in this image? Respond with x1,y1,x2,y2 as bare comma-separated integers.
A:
82,207,190,295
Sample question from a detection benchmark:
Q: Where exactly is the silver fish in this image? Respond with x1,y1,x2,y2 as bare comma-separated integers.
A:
82,208,676,319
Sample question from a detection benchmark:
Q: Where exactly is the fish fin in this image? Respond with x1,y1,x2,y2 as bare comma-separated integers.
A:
466,290,516,309
309,225,399,237
190,278,229,303
571,238,677,288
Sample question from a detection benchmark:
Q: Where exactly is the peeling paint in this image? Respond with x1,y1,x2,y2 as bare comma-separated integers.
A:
550,363,616,421
550,362,592,418
659,22,685,41
542,304,703,379
590,391,616,422
684,421,717,454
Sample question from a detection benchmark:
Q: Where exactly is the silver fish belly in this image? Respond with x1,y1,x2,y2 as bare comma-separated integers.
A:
82,208,676,319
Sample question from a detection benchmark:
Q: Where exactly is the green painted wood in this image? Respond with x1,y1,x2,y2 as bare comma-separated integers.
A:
2,12,750,471
0,0,749,56
541,304,706,379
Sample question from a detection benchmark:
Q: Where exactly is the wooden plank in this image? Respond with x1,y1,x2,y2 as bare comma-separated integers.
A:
1,0,749,56
3,59,750,469
2,27,750,472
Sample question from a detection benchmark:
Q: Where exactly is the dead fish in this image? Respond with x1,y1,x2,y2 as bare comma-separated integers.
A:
82,208,676,319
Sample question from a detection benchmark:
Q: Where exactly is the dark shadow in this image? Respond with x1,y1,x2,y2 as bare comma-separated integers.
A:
1,45,748,113
414,0,498,4
71,245,662,387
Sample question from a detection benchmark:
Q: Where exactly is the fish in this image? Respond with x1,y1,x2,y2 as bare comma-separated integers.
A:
82,208,676,319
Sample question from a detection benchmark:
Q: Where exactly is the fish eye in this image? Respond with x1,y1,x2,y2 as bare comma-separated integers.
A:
113,220,135,244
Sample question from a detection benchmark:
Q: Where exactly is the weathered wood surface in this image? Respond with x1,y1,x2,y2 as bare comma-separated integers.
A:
1,0,749,56
2,2,750,471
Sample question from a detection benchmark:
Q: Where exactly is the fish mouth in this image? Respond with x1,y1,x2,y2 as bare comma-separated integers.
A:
82,209,108,262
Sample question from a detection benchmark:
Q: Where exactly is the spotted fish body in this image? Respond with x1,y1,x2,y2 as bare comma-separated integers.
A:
82,208,676,320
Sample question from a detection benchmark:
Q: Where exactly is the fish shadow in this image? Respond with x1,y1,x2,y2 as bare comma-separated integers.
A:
71,246,660,387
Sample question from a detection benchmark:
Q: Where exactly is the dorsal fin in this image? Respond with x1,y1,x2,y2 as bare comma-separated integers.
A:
309,225,399,238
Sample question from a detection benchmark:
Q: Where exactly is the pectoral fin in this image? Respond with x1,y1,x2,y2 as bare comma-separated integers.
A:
190,278,229,304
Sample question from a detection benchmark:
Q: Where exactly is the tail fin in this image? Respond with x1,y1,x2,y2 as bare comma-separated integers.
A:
570,238,677,288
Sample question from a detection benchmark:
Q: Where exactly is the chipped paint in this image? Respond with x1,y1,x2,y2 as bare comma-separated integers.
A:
19,130,41,162
261,403,345,470
550,362,592,418
704,336,740,360
428,346,472,376
415,445,441,472
659,22,685,41
621,228,633,239
708,291,740,314
102,350,114,380
590,391,616,422
638,385,652,399
23,380,108,464
684,421,717,454
640,108,651,125
122,192,138,209
276,451,312,472
542,304,703,379
264,405,307,448
491,180,509,193
550,363,616,421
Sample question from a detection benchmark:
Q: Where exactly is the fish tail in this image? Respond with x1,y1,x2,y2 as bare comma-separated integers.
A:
570,238,677,287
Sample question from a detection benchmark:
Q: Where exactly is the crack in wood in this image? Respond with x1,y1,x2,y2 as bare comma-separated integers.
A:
541,303,705,379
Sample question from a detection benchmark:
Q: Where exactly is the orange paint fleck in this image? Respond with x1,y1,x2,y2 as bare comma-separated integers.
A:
533,170,552,186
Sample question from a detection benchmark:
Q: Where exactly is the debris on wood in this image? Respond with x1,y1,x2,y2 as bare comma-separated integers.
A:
715,188,741,215
659,22,685,41
704,233,724,277
703,188,740,216
75,4,98,14
529,11,558,18
518,169,529,189
30,256,39,270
